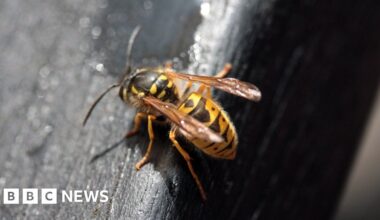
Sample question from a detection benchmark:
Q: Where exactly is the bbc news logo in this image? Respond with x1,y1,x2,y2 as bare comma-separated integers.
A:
2,188,109,204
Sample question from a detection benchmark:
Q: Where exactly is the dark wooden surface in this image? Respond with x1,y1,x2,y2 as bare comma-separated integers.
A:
0,0,379,219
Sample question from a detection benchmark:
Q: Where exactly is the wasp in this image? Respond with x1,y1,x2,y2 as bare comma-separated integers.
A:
83,26,261,201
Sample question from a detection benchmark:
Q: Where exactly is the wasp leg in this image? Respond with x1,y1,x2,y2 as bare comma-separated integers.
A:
125,112,146,138
135,115,156,170
169,129,207,201
197,84,212,98
151,118,168,126
215,63,232,78
90,112,146,163
197,64,233,98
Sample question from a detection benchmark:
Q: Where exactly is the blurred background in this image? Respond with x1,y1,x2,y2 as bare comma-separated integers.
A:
0,0,379,219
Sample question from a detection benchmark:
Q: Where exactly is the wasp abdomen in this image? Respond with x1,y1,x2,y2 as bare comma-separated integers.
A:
178,92,238,159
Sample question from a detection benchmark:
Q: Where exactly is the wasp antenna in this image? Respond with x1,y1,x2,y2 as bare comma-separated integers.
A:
125,26,141,71
119,26,141,84
82,84,120,126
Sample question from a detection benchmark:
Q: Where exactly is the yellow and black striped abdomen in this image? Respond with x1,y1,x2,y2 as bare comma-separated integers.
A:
178,92,238,159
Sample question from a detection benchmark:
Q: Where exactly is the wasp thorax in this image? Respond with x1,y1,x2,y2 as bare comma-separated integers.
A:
130,71,160,93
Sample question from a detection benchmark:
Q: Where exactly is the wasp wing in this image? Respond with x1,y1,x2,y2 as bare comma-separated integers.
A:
142,96,223,143
165,71,261,101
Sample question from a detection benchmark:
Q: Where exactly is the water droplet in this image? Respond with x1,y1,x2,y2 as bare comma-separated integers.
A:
91,26,102,39
108,115,114,122
44,125,53,133
39,66,51,78
79,17,90,28
95,63,105,72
